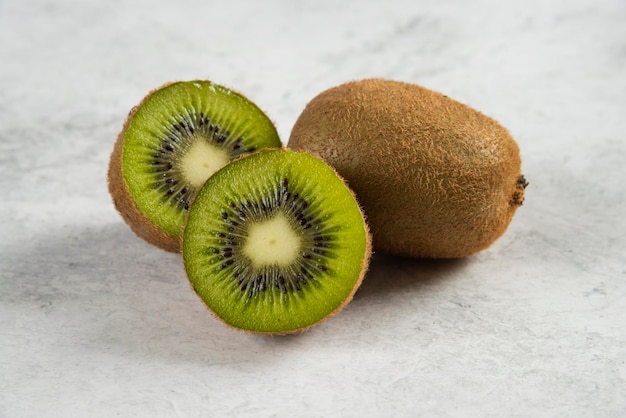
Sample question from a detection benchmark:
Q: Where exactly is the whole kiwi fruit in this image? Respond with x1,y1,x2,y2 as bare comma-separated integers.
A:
183,148,371,334
288,78,527,258
108,80,282,252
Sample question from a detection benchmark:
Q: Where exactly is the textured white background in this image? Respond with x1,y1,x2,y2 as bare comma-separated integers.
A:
1,0,625,416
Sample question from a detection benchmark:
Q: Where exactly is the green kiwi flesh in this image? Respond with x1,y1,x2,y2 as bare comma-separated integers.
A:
108,80,281,252
182,149,371,334
288,78,527,259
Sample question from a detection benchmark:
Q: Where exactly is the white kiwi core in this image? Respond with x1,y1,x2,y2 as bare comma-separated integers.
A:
181,140,230,188
243,211,302,267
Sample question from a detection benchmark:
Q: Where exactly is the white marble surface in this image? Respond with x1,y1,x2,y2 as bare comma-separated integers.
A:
1,0,625,416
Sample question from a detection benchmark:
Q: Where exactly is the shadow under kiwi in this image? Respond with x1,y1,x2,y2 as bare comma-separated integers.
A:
5,219,473,363
354,253,472,302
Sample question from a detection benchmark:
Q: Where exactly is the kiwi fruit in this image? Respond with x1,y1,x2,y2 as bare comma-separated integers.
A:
288,78,527,258
182,148,371,334
108,80,282,252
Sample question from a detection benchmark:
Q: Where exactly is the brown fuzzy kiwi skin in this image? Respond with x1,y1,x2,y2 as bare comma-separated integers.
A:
107,82,182,252
181,148,373,335
288,78,527,259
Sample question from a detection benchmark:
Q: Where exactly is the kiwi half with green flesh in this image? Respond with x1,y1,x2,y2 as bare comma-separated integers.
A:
108,80,282,252
288,78,527,259
183,149,371,334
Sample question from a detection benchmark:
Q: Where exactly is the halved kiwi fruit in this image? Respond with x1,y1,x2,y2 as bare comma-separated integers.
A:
183,149,371,334
108,80,282,252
